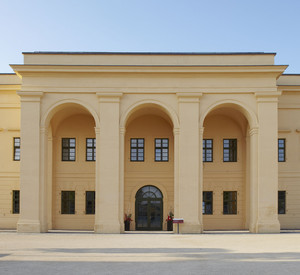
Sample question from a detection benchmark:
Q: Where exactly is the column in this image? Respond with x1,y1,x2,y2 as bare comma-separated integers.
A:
119,127,126,233
249,127,258,233
255,92,281,233
176,93,203,233
173,127,180,230
94,93,123,233
17,91,44,232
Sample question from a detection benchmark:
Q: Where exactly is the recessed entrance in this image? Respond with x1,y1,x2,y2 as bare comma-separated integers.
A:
135,185,163,231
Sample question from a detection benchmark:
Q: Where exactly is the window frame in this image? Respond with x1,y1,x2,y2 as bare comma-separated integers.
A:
278,190,286,214
203,139,213,162
62,138,76,161
13,137,20,161
155,138,169,162
86,138,96,161
130,138,144,162
203,191,213,215
223,139,237,162
278,138,286,162
85,191,95,214
61,191,75,214
223,191,237,215
12,190,20,214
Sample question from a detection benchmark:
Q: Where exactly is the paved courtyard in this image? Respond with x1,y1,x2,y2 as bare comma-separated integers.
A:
0,231,300,274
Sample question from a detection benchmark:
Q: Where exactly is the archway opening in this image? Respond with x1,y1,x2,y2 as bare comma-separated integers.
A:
135,185,163,230
124,104,174,231
47,103,96,230
202,105,250,230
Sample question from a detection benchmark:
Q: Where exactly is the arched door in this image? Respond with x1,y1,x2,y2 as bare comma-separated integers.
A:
135,186,163,230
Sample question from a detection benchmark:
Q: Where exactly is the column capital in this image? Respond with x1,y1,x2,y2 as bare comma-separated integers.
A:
199,127,205,135
40,127,48,135
249,127,258,136
120,127,126,135
17,91,43,102
94,127,100,135
173,127,180,136
255,91,282,103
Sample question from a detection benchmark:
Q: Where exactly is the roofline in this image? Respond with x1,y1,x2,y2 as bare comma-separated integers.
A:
0,73,17,75
281,74,300,76
22,51,277,56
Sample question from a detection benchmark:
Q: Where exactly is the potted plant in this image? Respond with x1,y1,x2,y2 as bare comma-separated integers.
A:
166,211,174,231
124,214,132,231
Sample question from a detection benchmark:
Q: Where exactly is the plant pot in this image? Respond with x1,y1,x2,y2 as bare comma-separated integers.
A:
167,220,173,231
124,220,130,231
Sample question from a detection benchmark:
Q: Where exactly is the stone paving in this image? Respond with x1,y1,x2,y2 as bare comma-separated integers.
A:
0,231,300,274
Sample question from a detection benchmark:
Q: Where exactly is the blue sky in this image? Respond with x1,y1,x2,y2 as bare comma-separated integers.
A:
1,0,300,73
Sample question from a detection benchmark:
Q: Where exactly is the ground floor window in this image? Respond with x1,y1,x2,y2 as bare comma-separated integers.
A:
278,191,286,214
86,191,95,214
61,191,75,214
223,191,237,214
12,190,20,214
203,191,213,214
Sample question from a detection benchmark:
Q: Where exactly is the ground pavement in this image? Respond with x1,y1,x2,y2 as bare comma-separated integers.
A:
0,230,300,274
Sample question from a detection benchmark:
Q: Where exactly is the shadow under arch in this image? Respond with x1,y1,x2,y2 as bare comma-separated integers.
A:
41,99,100,129
200,99,258,129
120,100,179,129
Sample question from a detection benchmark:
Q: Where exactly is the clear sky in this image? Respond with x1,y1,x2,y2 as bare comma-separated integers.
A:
1,0,300,73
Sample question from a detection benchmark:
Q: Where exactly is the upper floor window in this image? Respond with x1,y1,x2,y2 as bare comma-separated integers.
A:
13,137,20,161
203,191,213,214
223,191,237,214
62,138,76,161
278,191,286,214
223,139,237,162
86,138,96,161
86,191,95,214
155,138,169,162
203,139,213,162
12,190,20,214
278,139,286,162
61,191,75,214
130,138,144,161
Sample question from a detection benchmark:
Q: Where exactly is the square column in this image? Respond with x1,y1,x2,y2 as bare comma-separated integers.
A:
17,91,45,232
176,93,203,233
255,92,281,233
94,93,123,233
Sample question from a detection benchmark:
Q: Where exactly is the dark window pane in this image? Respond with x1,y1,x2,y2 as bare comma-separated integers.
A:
131,138,144,161
203,191,213,214
278,139,286,162
223,139,237,162
61,191,75,214
12,190,20,214
203,139,213,162
13,137,21,161
278,191,286,214
62,138,76,161
86,191,95,214
223,191,237,214
155,138,169,162
86,138,96,161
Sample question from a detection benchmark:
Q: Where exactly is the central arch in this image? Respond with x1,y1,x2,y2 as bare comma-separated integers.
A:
135,185,163,230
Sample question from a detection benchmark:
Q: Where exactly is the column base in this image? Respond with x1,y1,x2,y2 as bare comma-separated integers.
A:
17,219,41,233
94,222,122,233
175,222,203,234
253,220,280,233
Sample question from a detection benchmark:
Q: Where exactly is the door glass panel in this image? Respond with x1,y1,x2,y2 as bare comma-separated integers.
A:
149,200,161,228
136,201,148,229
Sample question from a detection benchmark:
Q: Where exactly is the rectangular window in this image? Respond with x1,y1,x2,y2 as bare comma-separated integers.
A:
223,191,237,214
12,190,20,214
155,138,169,162
203,139,213,162
62,138,76,161
86,138,96,161
203,191,213,214
278,139,286,162
130,138,144,161
278,191,286,214
223,139,237,162
13,137,20,161
86,191,95,214
61,191,75,214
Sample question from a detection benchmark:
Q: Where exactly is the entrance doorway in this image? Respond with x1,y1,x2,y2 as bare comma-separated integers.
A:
135,186,163,230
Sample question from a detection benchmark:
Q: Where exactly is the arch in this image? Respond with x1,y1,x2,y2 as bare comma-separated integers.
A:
41,99,100,129
120,99,179,129
136,185,163,199
200,99,258,129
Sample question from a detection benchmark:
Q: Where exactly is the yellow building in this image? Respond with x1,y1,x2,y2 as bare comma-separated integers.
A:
1,52,300,233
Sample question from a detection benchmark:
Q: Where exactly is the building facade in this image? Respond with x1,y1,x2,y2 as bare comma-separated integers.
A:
0,52,300,233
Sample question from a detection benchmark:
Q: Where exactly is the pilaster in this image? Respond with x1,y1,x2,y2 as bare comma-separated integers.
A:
176,93,203,233
254,92,281,233
16,91,44,233
94,92,123,233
